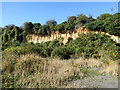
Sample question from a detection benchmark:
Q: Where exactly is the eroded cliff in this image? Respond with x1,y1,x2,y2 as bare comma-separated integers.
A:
27,27,120,44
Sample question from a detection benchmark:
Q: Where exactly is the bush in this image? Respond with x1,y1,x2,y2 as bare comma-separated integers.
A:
85,13,120,36
3,33,120,60
51,47,73,59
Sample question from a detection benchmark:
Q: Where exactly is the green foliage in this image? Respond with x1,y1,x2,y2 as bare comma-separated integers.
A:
85,19,105,31
51,46,74,59
41,25,50,35
75,14,88,25
33,23,41,28
49,25,55,31
85,13,120,36
33,23,41,34
2,13,120,60
97,13,112,20
87,16,95,23
46,20,57,26
65,22,75,32
2,25,24,50
80,68,101,77
68,16,77,25
66,33,120,60
3,33,120,60
24,22,33,34
2,13,120,88
55,23,66,33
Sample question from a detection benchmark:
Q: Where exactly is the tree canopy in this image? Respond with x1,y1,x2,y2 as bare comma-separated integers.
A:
46,20,57,26
85,13,120,36
2,13,120,50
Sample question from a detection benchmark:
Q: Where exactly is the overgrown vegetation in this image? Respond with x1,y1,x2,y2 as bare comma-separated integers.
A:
1,13,120,88
2,54,82,88
2,53,118,88
1,13,119,50
85,13,120,36
3,33,120,60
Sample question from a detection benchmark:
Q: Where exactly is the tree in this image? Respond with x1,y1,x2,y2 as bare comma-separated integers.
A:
75,14,88,25
85,19,105,32
85,13,120,36
33,23,41,29
14,26,19,41
61,21,67,25
88,16,95,23
41,25,50,35
33,23,41,34
46,20,57,26
49,25,55,31
5,25,15,30
65,22,75,31
67,16,76,31
68,16,77,24
97,13,112,20
55,23,66,33
24,22,33,34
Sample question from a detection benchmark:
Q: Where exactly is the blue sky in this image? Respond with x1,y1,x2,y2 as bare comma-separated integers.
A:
2,2,118,27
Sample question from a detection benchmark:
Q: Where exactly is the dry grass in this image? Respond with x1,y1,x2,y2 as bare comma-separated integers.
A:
100,60,119,76
2,53,119,88
2,53,83,88
71,58,104,68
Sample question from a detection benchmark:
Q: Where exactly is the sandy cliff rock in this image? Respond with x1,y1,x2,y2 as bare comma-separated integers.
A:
28,27,120,44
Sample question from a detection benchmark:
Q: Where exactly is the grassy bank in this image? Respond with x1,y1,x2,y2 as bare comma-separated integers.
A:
2,53,119,88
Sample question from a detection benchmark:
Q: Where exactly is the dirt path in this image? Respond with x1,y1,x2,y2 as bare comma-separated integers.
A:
60,67,118,88
62,75,118,88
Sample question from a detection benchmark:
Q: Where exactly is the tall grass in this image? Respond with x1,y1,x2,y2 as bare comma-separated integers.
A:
2,53,82,88
2,53,118,88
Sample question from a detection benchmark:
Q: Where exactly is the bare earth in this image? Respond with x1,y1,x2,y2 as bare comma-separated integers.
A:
63,75,118,88
60,67,118,88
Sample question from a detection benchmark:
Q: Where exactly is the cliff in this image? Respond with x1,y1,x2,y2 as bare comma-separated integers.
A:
27,27,120,44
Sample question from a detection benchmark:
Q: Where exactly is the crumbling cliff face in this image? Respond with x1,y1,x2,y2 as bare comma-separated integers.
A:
27,27,120,44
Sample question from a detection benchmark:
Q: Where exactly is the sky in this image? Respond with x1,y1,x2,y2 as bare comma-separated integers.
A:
2,2,118,27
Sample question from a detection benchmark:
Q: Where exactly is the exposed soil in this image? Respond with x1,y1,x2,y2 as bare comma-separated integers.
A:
63,75,118,88
60,67,118,88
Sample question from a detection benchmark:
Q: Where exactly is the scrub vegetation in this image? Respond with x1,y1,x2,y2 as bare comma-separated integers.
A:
1,13,120,88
